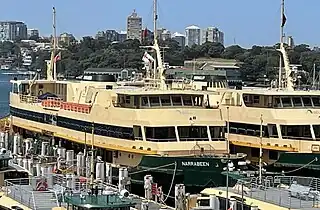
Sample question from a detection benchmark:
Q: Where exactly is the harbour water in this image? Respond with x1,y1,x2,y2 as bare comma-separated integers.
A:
0,70,35,118
0,72,12,118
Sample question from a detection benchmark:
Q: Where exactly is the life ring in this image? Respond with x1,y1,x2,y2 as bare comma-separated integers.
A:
36,179,48,191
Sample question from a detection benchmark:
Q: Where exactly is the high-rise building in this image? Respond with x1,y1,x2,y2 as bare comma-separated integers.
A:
127,9,142,41
185,25,201,47
118,31,127,42
27,29,39,39
157,28,171,41
287,36,294,48
172,32,185,48
202,27,224,45
59,33,76,46
0,21,27,41
96,30,119,42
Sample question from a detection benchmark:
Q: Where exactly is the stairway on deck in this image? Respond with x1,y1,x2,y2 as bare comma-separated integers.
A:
32,191,58,210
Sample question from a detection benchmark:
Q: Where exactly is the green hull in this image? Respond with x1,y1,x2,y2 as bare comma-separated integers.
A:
131,155,247,189
264,152,320,178
271,152,320,170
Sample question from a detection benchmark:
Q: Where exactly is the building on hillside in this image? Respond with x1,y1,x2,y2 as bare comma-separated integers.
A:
95,31,105,39
156,28,171,41
287,36,294,48
0,21,27,41
96,30,119,42
178,58,243,88
84,68,137,81
118,31,127,42
202,27,224,45
27,29,39,39
185,25,201,47
59,33,76,46
127,9,142,41
172,32,186,48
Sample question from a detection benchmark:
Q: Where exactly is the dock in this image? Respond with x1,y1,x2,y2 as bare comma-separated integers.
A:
3,175,174,210
201,176,320,210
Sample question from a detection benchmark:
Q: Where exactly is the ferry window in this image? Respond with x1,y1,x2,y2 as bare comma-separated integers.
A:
125,96,130,104
302,97,312,107
141,97,149,107
281,125,312,140
178,126,208,141
314,125,320,139
268,124,278,138
171,95,182,106
133,125,142,140
209,126,224,140
193,96,203,106
160,95,171,106
12,83,19,94
145,127,176,142
312,97,320,107
182,95,193,106
274,97,281,108
281,97,292,107
243,95,249,104
253,95,259,103
149,96,160,106
198,199,210,206
292,97,302,107
266,96,273,107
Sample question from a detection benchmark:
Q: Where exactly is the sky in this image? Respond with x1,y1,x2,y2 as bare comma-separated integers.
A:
1,0,319,48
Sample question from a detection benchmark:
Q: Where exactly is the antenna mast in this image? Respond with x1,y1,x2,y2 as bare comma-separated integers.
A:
153,0,158,84
47,7,56,81
259,114,263,185
53,7,57,80
278,0,284,88
313,63,316,89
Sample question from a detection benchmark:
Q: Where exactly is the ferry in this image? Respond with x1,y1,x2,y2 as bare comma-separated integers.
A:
8,1,250,196
213,0,320,176
165,0,320,178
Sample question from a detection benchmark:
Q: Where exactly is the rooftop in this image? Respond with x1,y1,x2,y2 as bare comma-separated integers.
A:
224,88,320,96
172,32,185,37
114,88,214,96
185,25,200,30
64,194,136,208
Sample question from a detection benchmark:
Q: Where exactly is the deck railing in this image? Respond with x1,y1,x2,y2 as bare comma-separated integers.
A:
234,176,320,209
19,94,41,104
18,94,92,114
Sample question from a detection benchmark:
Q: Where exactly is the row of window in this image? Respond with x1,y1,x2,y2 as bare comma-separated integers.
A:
229,122,274,138
117,94,204,109
144,126,224,142
229,122,320,141
10,107,134,140
243,94,320,109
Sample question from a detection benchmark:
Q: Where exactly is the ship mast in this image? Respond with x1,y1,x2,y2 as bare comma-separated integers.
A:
153,0,157,85
278,0,284,88
47,7,56,81
277,0,293,90
259,114,263,185
53,7,57,80
141,0,166,89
